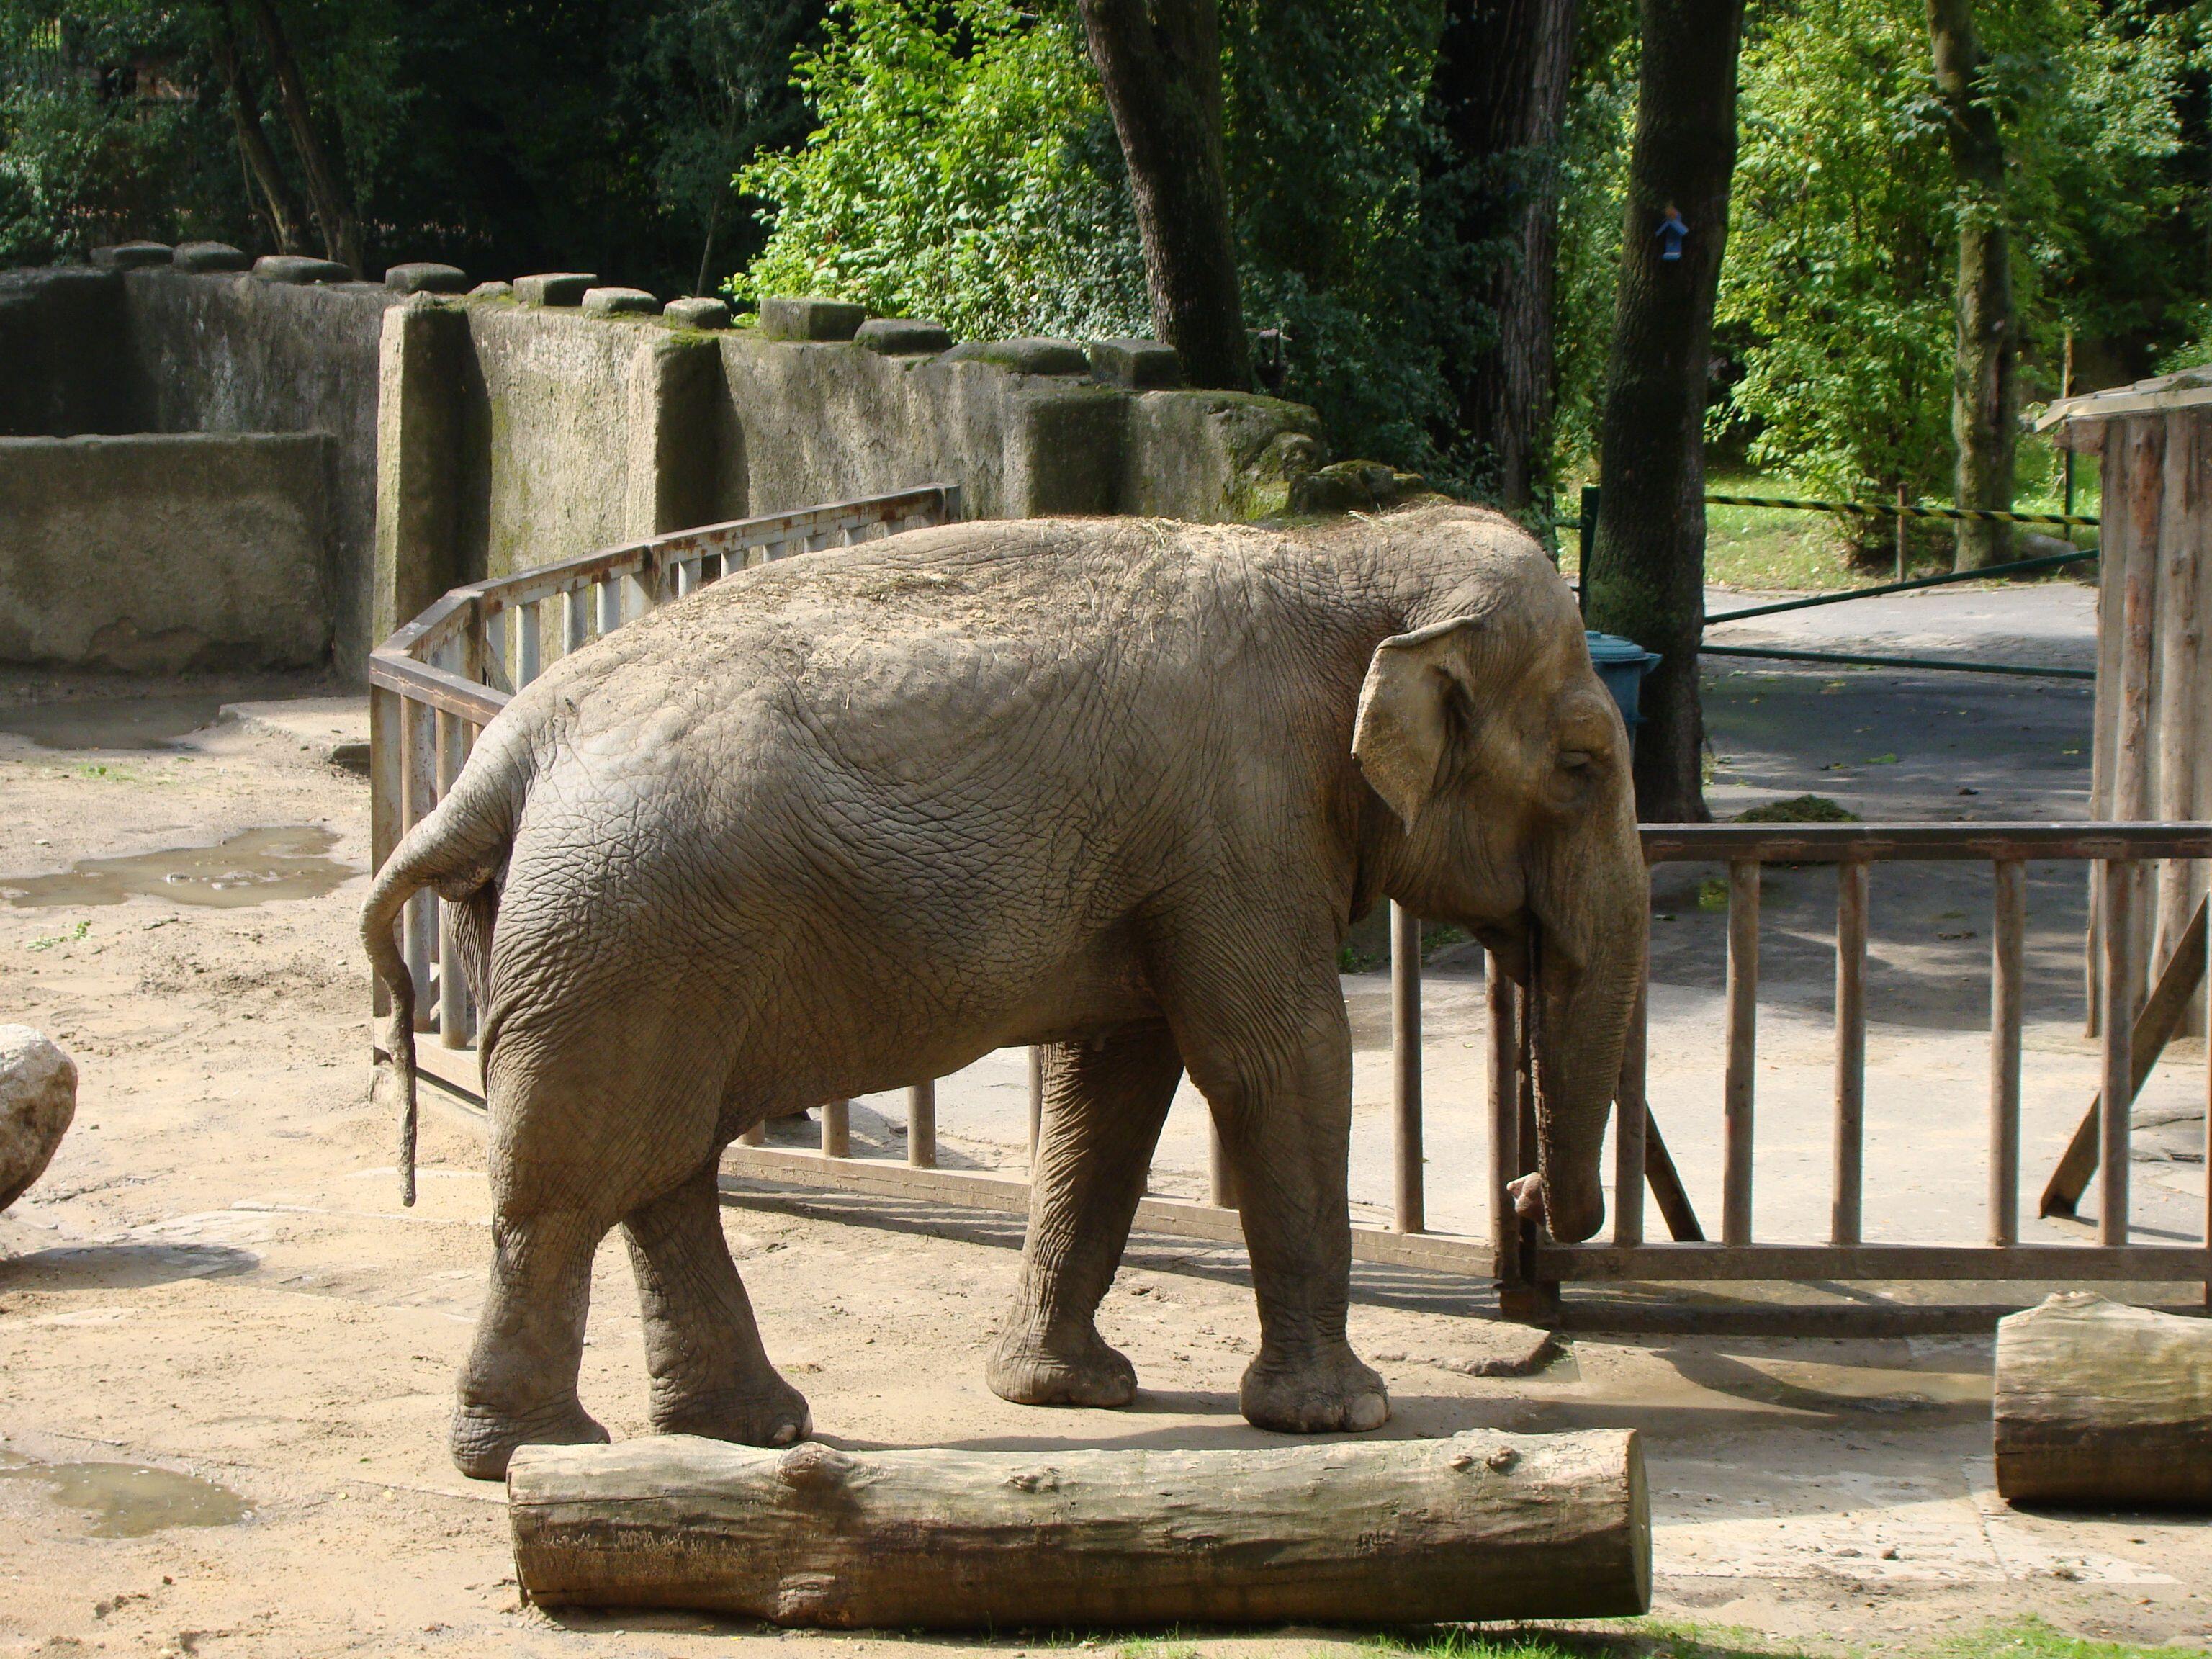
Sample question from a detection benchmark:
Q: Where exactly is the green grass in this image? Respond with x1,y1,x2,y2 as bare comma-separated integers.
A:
1557,469,2103,595
1365,1616,2202,1659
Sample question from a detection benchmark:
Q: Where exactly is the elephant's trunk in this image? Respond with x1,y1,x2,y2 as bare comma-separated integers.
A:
1524,813,1647,1244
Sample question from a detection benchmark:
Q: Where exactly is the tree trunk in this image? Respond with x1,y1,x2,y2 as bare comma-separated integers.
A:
510,1431,1652,1624
1994,1293,2212,1509
1075,0,1250,390
1928,0,2015,570
1431,0,1578,511
210,4,306,254
243,0,362,274
1580,0,1746,822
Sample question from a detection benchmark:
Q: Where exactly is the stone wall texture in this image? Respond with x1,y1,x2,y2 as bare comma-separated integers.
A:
0,433,331,673
0,261,1322,681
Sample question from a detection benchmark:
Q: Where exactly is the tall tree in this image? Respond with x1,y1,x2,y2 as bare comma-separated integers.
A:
1927,0,2015,569
207,1,305,254
1581,0,1746,822
1074,0,1249,390
243,0,360,271
1429,0,1578,511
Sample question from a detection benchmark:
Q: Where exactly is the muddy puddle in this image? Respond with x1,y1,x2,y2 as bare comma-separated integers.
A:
2,826,358,909
0,1452,251,1536
0,694,225,751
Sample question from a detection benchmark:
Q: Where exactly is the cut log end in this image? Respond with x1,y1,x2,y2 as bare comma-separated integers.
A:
1995,1292,2212,1510
510,1429,1650,1627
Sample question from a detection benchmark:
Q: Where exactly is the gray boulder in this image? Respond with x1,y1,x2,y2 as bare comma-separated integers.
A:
0,1027,75,1211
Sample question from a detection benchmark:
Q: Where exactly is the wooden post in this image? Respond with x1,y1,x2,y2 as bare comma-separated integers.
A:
2100,860,2137,1245
508,1430,1653,1625
907,1082,935,1169
1990,858,2026,1246
399,695,436,1033
1487,951,1520,1282
2155,410,2203,1035
1391,902,1424,1234
1894,483,1907,583
1832,860,1867,1246
821,1099,850,1160
1723,859,1761,1246
1613,967,1647,1249
434,706,472,1048
597,577,621,637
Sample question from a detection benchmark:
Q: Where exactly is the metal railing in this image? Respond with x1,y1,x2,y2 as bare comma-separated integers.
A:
370,503,2211,1313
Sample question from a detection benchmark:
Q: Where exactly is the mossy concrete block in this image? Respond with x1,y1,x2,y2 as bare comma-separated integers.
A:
1287,458,1427,516
253,254,351,285
469,281,513,300
1088,338,1182,389
663,297,732,330
514,273,596,307
1119,387,1324,521
173,241,250,274
857,318,952,356
385,261,469,295
943,338,1089,376
583,287,659,318
91,241,172,269
757,296,866,341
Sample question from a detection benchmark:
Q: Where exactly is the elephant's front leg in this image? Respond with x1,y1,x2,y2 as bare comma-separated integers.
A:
1170,962,1388,1434
623,1161,812,1447
988,1021,1182,1408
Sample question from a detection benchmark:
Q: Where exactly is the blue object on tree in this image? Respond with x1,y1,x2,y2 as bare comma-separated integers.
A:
1656,207,1689,261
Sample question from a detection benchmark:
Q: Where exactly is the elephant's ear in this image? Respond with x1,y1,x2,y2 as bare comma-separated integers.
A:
1352,617,1485,827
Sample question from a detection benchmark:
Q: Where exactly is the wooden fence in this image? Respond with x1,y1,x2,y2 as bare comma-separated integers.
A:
370,495,2212,1310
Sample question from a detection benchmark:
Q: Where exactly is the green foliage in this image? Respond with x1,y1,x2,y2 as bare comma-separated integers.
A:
738,0,1461,478
1714,0,2192,518
1550,9,1638,484
736,0,1146,339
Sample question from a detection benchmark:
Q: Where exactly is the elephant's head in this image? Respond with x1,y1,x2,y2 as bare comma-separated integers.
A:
1350,545,1646,1243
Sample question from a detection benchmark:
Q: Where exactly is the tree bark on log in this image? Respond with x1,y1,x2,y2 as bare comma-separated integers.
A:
1995,1293,2212,1509
1927,0,2017,571
1579,0,1747,822
510,1430,1650,1625
1429,0,1578,511
1076,0,1251,392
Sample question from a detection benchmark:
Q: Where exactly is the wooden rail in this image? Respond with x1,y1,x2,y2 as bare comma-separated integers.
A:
373,516,2212,1316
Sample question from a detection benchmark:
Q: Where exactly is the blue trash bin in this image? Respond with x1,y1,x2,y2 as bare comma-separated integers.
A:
1585,631,1660,728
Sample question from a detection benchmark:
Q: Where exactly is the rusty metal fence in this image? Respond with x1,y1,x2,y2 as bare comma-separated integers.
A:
370,496,2212,1311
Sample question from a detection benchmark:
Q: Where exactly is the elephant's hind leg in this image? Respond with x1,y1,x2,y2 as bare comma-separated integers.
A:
451,1205,611,1480
989,1020,1182,1408
624,1161,811,1447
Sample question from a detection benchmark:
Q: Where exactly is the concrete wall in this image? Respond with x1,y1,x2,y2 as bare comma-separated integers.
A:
121,271,399,680
0,433,330,673
0,259,1323,683
0,268,143,436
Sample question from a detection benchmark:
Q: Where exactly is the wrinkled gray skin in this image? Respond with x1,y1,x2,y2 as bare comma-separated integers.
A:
362,504,1647,1481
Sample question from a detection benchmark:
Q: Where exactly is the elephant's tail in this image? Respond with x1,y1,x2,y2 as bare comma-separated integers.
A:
360,725,526,1206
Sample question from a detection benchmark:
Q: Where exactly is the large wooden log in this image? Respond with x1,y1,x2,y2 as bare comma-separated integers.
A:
509,1429,1650,1627
1995,1292,2212,1509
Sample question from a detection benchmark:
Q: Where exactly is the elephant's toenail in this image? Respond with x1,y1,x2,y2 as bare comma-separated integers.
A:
770,1421,799,1447
1346,1393,1388,1431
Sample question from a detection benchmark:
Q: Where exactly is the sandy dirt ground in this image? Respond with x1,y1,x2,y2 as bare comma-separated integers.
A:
3,614,2211,1659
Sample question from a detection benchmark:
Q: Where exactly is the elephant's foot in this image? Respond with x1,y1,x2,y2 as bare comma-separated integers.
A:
449,1395,609,1482
650,1374,813,1447
987,1318,1138,1408
1240,1344,1390,1434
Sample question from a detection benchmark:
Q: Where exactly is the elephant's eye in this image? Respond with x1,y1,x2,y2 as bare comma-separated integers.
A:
1558,748,1594,771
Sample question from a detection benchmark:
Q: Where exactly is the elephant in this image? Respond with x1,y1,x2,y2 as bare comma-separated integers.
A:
361,503,1647,1480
